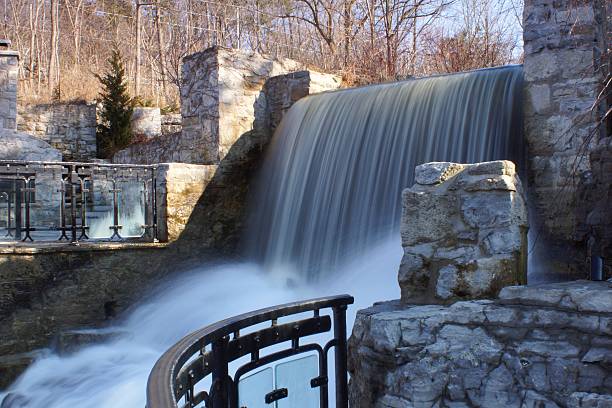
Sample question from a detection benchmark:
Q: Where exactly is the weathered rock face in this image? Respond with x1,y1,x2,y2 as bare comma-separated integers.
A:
349,280,612,408
0,129,61,161
399,161,528,303
130,107,162,141
17,102,97,161
523,0,609,275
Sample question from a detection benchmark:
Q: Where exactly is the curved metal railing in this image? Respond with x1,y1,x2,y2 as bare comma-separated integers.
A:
146,294,354,408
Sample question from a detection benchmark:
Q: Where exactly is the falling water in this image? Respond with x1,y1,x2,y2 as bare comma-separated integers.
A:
247,65,523,279
1,66,523,407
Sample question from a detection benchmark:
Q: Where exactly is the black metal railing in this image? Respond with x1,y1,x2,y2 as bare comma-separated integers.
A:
0,160,158,243
146,294,354,408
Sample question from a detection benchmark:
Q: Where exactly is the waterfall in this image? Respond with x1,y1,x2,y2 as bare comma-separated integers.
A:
247,65,523,280
0,66,523,408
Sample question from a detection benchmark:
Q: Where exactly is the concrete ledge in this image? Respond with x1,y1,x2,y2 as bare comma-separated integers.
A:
0,241,168,254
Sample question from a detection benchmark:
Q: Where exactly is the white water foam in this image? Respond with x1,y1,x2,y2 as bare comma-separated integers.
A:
1,239,401,407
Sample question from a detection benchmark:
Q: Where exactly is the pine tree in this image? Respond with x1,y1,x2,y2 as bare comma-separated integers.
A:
96,46,133,158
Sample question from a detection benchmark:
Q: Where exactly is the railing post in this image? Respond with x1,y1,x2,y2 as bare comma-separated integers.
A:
70,166,78,244
79,177,90,240
14,179,22,241
152,168,158,242
21,177,35,242
333,304,349,408
211,335,229,408
58,177,69,241
109,178,123,240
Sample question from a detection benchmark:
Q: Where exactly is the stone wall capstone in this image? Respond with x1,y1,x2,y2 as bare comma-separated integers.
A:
399,161,528,303
523,0,610,276
17,102,97,161
349,280,612,407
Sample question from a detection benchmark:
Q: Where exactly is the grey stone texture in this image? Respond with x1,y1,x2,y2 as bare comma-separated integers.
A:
17,102,97,161
0,49,18,131
131,107,162,141
348,280,612,408
523,0,610,275
399,161,528,303
161,113,181,136
113,47,341,165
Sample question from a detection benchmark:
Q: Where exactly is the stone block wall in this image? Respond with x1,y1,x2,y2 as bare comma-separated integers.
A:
349,280,612,407
399,161,528,303
0,48,18,131
523,0,610,275
17,102,97,161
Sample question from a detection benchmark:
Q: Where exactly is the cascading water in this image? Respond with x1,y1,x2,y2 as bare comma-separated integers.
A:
247,65,523,279
0,65,523,408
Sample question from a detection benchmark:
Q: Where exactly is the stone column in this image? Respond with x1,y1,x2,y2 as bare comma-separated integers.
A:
523,0,608,274
0,39,19,131
179,47,341,164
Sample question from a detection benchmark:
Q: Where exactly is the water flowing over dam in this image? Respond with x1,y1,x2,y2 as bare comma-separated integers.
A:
248,65,523,279
1,66,524,407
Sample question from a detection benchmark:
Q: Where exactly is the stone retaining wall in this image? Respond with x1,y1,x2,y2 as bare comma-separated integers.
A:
349,280,612,407
17,102,97,161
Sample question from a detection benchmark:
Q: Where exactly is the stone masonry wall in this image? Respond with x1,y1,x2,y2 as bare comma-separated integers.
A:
155,163,217,242
523,0,609,275
349,280,612,407
113,47,341,165
0,48,18,131
399,161,528,303
17,102,97,161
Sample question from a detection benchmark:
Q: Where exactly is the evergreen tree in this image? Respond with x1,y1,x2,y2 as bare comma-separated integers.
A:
96,46,133,158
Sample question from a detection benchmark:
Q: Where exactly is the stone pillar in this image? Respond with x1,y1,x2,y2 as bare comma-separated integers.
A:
399,161,528,302
179,47,341,164
262,70,342,135
523,0,608,274
0,40,19,131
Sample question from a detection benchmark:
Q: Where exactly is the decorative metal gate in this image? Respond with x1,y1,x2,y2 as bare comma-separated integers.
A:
146,295,354,408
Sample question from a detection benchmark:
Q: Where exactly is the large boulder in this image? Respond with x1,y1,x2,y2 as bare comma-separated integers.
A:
0,129,62,161
399,160,528,302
